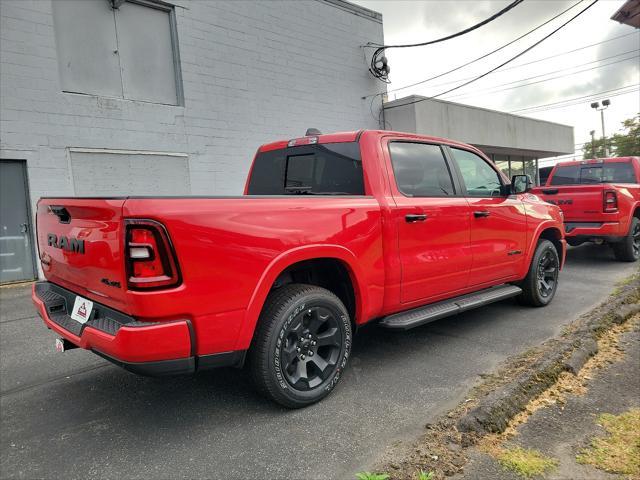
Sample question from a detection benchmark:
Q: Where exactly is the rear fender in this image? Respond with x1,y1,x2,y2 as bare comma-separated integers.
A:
234,245,368,351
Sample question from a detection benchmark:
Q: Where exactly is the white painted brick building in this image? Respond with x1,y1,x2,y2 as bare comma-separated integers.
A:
0,0,383,282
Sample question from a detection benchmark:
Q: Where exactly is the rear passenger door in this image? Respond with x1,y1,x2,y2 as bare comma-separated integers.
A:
386,141,472,304
447,147,528,286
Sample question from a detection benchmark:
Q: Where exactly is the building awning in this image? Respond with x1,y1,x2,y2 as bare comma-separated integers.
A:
383,95,575,159
611,0,640,28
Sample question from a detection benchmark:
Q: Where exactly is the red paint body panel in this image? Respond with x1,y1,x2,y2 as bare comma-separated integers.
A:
34,130,565,368
32,288,192,362
531,157,640,239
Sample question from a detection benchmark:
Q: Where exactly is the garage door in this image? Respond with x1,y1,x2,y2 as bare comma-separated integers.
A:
70,150,190,196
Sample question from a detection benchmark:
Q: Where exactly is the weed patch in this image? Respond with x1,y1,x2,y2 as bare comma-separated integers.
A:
576,409,640,477
496,446,558,478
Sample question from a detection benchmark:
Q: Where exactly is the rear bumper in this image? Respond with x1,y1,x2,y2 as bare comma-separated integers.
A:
564,221,625,240
32,282,244,375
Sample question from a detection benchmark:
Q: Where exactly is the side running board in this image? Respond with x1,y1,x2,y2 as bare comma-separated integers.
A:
379,284,522,330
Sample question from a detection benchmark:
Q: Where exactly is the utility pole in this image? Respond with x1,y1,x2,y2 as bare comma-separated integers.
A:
590,99,611,157
590,130,596,158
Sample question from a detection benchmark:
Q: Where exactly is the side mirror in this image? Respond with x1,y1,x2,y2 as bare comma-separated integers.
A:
511,174,532,194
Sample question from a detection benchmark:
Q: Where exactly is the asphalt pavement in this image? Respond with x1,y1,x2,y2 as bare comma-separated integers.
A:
1,244,637,480
458,324,640,480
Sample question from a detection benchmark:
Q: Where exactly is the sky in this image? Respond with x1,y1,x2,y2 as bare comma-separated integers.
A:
353,0,640,163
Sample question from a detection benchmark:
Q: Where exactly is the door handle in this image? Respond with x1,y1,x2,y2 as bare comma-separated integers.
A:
20,223,29,234
473,211,491,218
405,213,427,223
542,189,559,195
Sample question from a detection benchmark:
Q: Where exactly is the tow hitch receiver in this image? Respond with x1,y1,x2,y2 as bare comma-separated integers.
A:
55,337,78,353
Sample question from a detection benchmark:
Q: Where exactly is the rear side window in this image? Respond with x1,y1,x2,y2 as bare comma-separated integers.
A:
550,162,636,185
247,142,364,195
388,142,455,197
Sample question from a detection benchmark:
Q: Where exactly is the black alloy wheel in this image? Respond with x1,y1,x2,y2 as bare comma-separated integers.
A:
517,239,560,307
613,216,640,262
249,284,352,408
536,248,559,299
280,306,343,390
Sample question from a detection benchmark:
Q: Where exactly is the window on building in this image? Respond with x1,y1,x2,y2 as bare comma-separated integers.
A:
452,148,502,197
388,142,455,197
52,0,182,105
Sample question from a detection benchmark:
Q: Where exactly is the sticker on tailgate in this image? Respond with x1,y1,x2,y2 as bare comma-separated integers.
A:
70,296,94,324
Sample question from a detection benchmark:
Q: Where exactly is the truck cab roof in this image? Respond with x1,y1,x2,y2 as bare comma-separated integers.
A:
555,157,639,167
258,129,486,157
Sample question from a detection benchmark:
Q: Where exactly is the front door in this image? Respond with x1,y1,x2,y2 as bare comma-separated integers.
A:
0,161,36,283
386,141,472,304
448,147,527,286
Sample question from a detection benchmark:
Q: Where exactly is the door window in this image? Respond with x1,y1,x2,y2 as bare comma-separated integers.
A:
452,148,502,197
389,142,455,197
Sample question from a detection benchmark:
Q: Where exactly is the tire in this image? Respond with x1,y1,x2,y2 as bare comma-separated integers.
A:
612,217,640,262
517,239,560,307
248,284,352,408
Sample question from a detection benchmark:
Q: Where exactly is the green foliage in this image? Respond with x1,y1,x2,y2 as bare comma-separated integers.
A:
355,472,390,480
582,137,607,159
584,114,640,159
417,470,434,480
613,115,640,157
576,409,640,476
497,446,558,478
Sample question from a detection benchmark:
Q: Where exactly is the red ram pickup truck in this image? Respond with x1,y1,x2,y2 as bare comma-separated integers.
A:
531,157,640,262
33,130,566,407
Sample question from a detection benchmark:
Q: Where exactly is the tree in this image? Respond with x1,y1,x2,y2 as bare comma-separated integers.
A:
583,137,607,159
612,115,640,157
584,114,640,159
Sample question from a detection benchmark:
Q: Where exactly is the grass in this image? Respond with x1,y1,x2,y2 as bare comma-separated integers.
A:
496,446,558,478
355,470,434,480
576,409,640,476
355,473,389,480
417,470,434,480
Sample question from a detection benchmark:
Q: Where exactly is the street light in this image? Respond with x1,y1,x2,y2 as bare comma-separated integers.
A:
590,99,611,157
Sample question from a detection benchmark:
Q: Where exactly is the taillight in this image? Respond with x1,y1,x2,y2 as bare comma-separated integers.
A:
125,219,180,290
603,190,618,213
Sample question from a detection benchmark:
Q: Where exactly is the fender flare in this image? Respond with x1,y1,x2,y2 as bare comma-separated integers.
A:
524,221,565,272
234,244,369,350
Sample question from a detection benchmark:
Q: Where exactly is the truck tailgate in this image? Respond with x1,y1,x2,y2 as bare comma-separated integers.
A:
534,185,605,221
36,198,128,310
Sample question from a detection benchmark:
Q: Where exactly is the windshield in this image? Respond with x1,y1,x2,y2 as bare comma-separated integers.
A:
247,142,365,195
550,162,636,185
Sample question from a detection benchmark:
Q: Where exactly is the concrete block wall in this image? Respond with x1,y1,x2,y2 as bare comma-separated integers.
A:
1,0,384,207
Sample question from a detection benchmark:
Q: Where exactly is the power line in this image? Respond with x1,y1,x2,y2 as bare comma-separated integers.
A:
384,0,600,111
442,53,638,100
367,0,524,49
515,88,639,113
403,34,638,94
509,84,639,113
365,0,586,98
368,0,525,82
497,31,637,72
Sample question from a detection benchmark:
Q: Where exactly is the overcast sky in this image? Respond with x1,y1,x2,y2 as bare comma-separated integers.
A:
353,0,640,163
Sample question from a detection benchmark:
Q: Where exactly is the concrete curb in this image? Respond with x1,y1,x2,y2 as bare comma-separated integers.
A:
457,277,639,437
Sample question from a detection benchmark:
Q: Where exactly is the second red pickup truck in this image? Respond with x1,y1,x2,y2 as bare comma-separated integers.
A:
33,130,566,407
531,157,640,262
